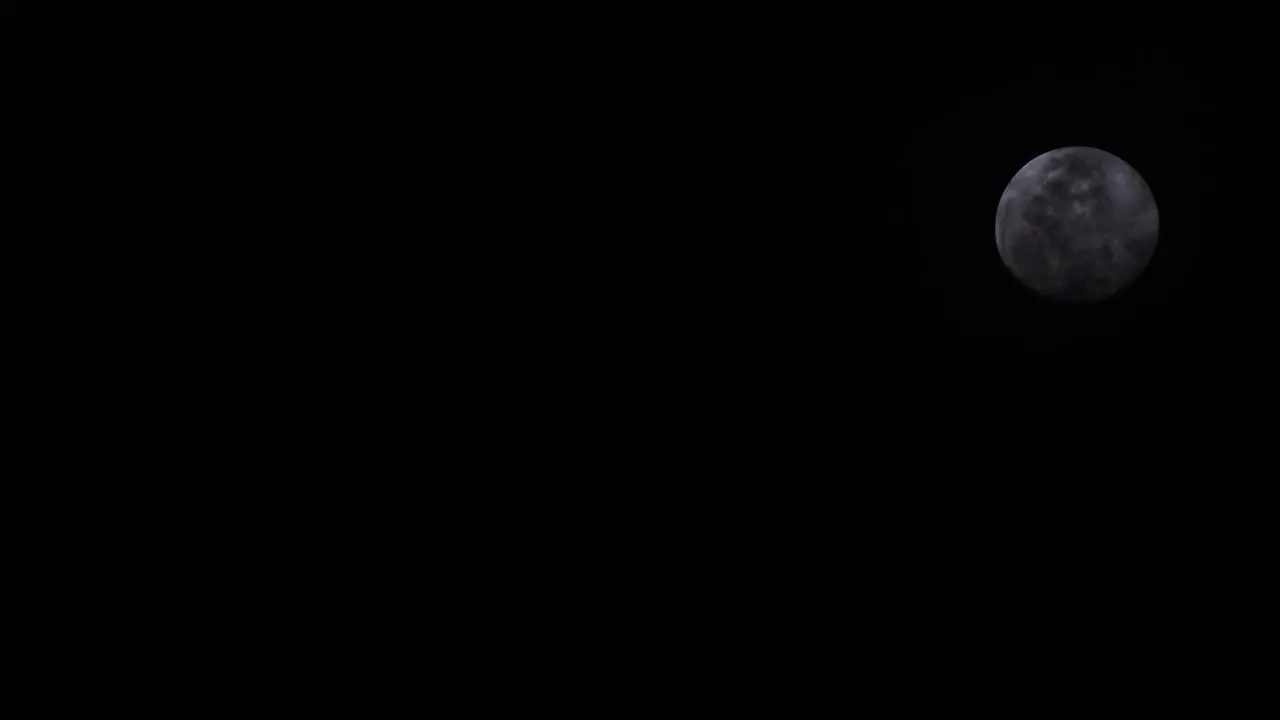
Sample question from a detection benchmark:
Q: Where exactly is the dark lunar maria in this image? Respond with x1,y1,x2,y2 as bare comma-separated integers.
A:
995,146,1159,302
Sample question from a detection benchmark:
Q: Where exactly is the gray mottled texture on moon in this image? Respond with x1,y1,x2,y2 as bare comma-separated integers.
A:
995,146,1159,301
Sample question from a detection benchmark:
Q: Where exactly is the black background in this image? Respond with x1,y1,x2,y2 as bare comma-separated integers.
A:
624,4,1252,614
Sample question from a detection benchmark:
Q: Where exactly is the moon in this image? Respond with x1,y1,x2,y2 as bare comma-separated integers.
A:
995,146,1159,302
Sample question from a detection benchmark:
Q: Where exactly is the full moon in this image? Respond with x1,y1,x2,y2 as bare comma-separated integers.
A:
995,146,1159,302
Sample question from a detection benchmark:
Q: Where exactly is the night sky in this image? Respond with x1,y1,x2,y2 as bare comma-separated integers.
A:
627,4,1246,616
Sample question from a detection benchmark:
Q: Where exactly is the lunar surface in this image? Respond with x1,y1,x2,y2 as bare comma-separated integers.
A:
995,146,1159,302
